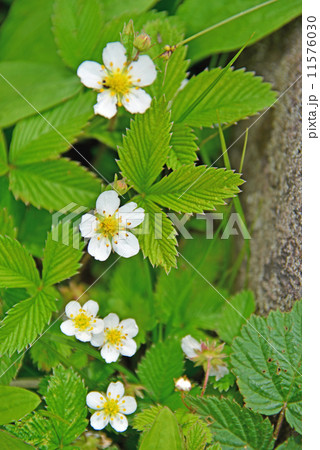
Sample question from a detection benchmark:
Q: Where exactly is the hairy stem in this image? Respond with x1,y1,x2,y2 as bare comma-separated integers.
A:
201,359,211,397
273,404,287,441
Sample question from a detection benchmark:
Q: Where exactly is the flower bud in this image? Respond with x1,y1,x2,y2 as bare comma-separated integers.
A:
122,20,135,38
134,32,152,52
112,176,128,195
175,376,192,392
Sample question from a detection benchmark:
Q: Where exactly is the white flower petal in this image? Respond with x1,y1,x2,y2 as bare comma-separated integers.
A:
107,381,125,400
103,313,120,329
79,214,98,238
123,88,151,114
112,231,139,258
60,319,76,336
209,365,229,381
77,61,105,89
111,413,128,432
65,301,81,319
181,335,201,359
129,55,157,87
96,191,120,216
90,332,105,347
119,318,139,338
90,411,109,430
75,331,92,342
118,206,145,229
92,318,104,334
120,338,137,357
88,235,112,261
101,344,120,363
83,300,99,317
119,396,137,415
86,392,106,410
94,90,117,119
102,42,127,71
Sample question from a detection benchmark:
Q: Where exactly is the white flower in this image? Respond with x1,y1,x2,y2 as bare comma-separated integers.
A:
91,313,138,363
175,376,192,392
77,42,157,118
79,190,145,261
209,365,229,381
87,381,137,432
60,300,104,342
181,335,202,359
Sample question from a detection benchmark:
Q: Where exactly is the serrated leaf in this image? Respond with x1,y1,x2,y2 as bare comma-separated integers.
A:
53,0,105,70
133,405,163,432
0,61,81,128
172,68,276,127
167,123,198,170
118,99,172,193
216,290,255,344
177,0,301,62
185,421,211,450
139,407,184,450
0,209,17,238
0,430,33,449
9,93,95,165
0,130,8,176
148,165,243,213
136,197,177,272
0,353,22,386
0,236,40,290
44,365,87,446
0,290,57,355
9,158,101,211
42,225,83,287
137,339,184,402
5,411,53,449
231,301,302,434
188,396,274,450
103,0,157,20
0,386,40,425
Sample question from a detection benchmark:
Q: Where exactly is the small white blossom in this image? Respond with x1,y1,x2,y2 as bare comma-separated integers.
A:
77,42,157,118
209,365,229,381
87,381,137,432
60,300,104,342
91,313,138,363
79,190,145,261
181,335,202,359
175,376,192,392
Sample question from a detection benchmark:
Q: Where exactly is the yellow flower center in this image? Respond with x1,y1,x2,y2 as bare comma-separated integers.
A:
99,216,120,237
73,312,91,331
104,398,120,417
105,328,123,346
103,71,132,96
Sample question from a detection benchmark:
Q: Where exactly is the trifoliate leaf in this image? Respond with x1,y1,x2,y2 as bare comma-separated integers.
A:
188,396,274,450
136,197,178,273
215,290,255,344
0,236,40,290
0,130,8,176
137,339,184,402
167,123,198,170
0,430,33,449
42,225,83,287
118,98,172,193
0,289,57,355
0,209,17,239
9,93,95,165
9,158,101,211
172,68,276,127
231,301,302,434
133,405,164,432
0,386,40,425
147,165,243,213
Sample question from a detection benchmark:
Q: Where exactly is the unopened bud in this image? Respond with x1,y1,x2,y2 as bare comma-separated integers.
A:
122,20,135,37
175,376,192,392
134,32,152,52
112,177,128,195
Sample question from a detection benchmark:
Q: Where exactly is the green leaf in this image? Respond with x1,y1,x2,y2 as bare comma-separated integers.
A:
0,353,22,386
17,207,52,258
0,236,40,289
9,93,95,165
43,365,87,446
133,405,164,432
185,421,211,450
9,158,101,211
0,386,40,425
53,0,105,70
276,436,302,449
136,198,177,273
139,407,184,450
42,225,83,287
215,290,255,344
103,0,157,20
167,124,198,170
0,209,17,238
177,0,301,62
0,130,8,176
188,396,274,450
231,301,302,434
0,430,33,449
118,99,172,193
0,0,62,65
147,165,243,213
5,412,52,449
172,68,276,127
0,290,57,355
137,339,184,402
0,61,81,127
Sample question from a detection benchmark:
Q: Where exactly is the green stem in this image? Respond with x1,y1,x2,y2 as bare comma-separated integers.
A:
273,404,287,440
